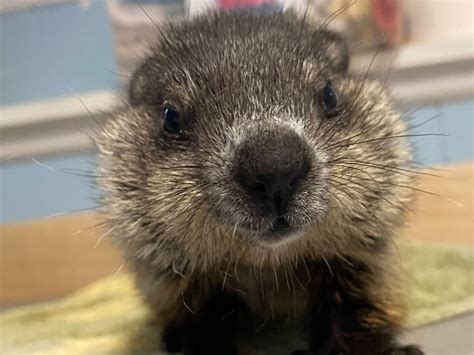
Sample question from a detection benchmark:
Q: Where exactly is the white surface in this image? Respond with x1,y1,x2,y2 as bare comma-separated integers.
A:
351,36,474,106
400,0,473,44
0,91,117,163
406,312,474,355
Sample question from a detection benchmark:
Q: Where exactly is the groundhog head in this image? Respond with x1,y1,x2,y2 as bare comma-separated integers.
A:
97,12,412,265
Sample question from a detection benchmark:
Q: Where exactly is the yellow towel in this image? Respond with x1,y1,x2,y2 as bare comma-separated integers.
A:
1,240,473,354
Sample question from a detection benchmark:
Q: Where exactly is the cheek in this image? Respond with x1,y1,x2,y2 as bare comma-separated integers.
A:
144,169,203,225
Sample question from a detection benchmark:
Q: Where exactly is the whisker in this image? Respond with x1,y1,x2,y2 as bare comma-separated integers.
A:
301,257,311,285
342,174,442,198
289,260,305,290
222,257,232,291
259,255,266,302
233,253,242,283
327,184,372,213
327,159,440,178
173,261,186,278
69,88,106,131
408,160,450,172
283,263,292,292
113,261,125,277
272,258,280,292
329,176,400,209
138,4,160,31
407,111,445,132
108,69,131,79
382,48,396,90
323,112,385,150
322,256,334,277
71,219,108,238
402,105,426,118
320,185,346,207
388,234,401,260
182,293,195,315
339,255,355,268
255,314,270,333
29,157,112,182
296,0,310,78
317,0,356,33
46,211,69,218
30,157,55,171
328,133,447,150
231,222,239,244
158,165,201,170
94,223,119,248
46,206,99,219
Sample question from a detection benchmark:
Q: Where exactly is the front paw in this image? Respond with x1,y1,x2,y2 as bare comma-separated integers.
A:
385,344,424,355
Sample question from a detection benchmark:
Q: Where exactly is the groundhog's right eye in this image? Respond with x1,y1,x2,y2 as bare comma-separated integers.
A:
163,105,182,135
321,82,339,117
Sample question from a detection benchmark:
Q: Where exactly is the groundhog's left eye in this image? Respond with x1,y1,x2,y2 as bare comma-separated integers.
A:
321,82,339,117
163,105,182,134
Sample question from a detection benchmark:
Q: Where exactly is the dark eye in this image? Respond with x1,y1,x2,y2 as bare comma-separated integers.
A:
163,105,182,134
321,82,338,117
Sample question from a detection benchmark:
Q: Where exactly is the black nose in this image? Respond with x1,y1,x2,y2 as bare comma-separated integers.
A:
234,128,310,214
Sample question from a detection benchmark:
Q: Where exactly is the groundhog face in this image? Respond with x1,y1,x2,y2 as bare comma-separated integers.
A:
98,12,412,254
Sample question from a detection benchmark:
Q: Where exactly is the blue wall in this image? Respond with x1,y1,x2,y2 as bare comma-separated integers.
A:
409,101,473,166
0,1,117,105
0,154,98,222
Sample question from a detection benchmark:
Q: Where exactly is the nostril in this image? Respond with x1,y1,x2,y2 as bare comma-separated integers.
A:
289,172,305,188
273,190,290,215
275,217,289,228
248,182,266,193
289,160,310,188
274,193,282,211
236,171,268,196
289,176,299,187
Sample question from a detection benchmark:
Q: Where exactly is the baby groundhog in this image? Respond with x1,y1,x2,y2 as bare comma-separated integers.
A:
97,11,423,355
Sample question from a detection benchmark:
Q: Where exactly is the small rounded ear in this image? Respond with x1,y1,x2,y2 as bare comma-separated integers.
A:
316,30,350,73
128,59,154,106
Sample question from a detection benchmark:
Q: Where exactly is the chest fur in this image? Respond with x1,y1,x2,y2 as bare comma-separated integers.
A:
222,262,325,322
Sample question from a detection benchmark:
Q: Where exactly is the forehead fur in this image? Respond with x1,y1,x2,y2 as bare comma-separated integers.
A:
129,11,347,110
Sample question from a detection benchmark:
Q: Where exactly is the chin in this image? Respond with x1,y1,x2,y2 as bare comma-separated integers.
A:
249,223,309,248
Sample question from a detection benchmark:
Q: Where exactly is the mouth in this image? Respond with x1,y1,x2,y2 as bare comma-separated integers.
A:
269,217,293,234
245,217,307,246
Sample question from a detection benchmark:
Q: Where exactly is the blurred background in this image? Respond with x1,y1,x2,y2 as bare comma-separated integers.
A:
0,0,472,352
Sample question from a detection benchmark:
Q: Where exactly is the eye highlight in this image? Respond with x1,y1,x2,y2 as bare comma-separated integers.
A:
321,82,339,117
163,105,182,135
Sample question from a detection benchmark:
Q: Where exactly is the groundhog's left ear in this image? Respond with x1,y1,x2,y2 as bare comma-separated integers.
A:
315,30,349,73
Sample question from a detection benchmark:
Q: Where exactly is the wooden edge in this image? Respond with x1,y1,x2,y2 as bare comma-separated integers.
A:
403,163,473,247
0,213,123,306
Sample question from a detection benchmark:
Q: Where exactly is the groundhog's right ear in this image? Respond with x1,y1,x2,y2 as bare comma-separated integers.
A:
315,30,349,73
128,60,153,106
